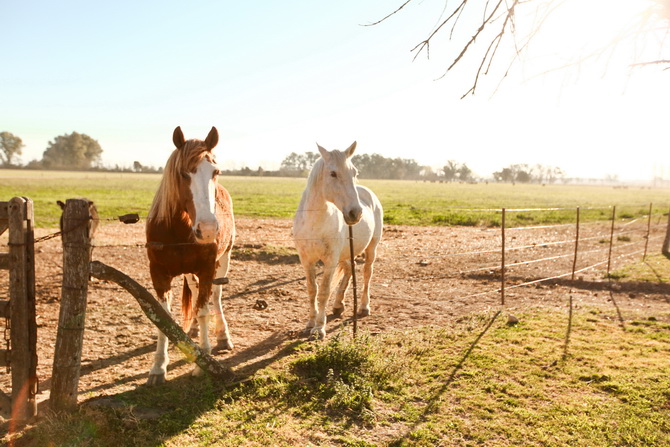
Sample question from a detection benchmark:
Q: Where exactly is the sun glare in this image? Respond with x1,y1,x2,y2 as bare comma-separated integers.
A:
522,0,667,67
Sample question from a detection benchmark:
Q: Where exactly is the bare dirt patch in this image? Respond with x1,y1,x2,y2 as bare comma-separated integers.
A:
1,217,668,412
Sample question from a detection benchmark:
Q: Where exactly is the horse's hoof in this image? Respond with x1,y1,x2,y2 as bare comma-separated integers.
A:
187,327,199,338
213,339,234,353
358,308,371,318
146,373,166,386
332,307,345,318
192,366,205,377
309,328,326,341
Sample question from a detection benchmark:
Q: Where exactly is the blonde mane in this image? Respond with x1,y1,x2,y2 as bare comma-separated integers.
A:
149,139,213,223
303,157,325,197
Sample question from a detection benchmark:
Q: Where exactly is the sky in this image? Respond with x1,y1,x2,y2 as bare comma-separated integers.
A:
1,0,668,181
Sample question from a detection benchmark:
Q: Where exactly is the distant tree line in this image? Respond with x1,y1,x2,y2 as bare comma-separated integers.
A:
492,164,566,184
1,130,567,183
278,151,566,183
0,130,164,173
280,151,424,180
1,130,104,170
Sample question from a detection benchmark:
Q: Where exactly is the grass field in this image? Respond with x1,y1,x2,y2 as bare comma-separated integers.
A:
2,170,669,445
9,262,670,446
1,169,669,228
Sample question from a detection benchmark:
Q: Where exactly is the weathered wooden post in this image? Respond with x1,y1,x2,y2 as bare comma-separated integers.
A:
662,209,670,257
6,197,38,423
50,199,93,412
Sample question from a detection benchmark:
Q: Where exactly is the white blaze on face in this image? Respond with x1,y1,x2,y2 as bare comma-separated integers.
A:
190,159,219,243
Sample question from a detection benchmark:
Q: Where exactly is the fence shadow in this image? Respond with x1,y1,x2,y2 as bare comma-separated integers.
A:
390,310,502,445
550,277,670,300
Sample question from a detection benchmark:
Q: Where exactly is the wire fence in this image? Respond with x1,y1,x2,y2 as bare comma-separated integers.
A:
4,200,668,400
20,202,669,316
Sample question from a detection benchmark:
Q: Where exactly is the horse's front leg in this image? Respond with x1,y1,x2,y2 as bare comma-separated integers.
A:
192,282,213,378
147,274,173,385
311,262,337,340
302,263,318,332
212,252,234,352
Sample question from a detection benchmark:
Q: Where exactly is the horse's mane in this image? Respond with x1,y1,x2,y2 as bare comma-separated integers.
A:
304,157,324,197
149,139,212,224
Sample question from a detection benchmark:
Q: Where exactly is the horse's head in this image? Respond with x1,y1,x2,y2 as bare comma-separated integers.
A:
316,141,363,225
172,126,221,244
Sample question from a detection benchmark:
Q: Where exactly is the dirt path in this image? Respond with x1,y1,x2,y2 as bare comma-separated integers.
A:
1,217,668,410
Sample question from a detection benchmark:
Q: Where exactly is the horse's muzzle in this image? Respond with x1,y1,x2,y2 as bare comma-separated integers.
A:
194,220,218,243
344,206,363,225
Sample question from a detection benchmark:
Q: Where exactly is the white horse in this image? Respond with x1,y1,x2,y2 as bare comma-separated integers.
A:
293,142,383,340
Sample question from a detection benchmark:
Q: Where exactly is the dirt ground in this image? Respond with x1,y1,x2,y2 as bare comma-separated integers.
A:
1,216,669,414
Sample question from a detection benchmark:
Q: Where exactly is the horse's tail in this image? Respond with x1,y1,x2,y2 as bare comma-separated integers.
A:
182,277,193,331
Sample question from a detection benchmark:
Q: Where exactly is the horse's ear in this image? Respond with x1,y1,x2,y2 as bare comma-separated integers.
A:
317,143,329,160
173,126,185,149
57,200,65,210
205,126,219,150
344,141,357,158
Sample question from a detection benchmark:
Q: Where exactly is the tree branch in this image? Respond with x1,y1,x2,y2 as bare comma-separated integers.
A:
89,261,235,382
363,0,415,27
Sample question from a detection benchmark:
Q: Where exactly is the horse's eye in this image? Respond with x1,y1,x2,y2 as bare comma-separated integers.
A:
330,171,337,178
180,171,190,180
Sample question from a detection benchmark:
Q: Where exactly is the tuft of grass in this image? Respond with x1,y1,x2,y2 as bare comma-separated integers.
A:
290,331,403,416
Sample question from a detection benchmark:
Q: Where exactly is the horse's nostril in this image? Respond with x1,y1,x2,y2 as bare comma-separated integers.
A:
348,207,362,223
195,227,203,239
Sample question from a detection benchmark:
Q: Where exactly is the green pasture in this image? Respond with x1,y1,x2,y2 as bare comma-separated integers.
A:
8,296,670,445
1,169,669,228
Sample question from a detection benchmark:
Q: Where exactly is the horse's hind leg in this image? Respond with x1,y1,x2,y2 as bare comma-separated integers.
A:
184,275,200,338
212,252,234,352
312,263,337,340
359,241,379,317
332,262,351,318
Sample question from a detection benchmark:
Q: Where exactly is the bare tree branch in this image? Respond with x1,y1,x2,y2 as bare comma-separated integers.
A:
630,59,670,66
362,0,415,27
369,0,669,96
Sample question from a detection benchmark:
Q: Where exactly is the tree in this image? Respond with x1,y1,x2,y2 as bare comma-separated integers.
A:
442,160,459,181
133,161,143,172
457,164,473,182
370,1,670,97
0,131,24,166
42,132,103,169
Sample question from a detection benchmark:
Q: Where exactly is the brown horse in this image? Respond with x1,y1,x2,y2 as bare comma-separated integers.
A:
145,126,235,385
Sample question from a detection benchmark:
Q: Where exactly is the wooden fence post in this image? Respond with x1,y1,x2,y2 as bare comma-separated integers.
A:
7,197,38,424
643,203,652,261
606,206,616,277
501,208,506,306
50,199,92,412
571,207,580,280
663,209,670,257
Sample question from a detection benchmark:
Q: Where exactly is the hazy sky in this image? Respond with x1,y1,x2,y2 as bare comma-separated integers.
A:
1,0,668,180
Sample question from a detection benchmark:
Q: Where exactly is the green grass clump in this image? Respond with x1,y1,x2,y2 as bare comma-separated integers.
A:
291,332,402,415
